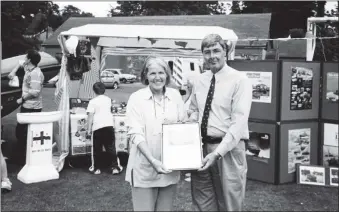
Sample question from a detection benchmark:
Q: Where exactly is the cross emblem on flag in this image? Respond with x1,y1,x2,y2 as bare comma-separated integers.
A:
32,131,51,146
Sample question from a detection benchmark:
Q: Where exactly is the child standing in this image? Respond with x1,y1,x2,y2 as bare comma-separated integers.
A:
86,82,122,175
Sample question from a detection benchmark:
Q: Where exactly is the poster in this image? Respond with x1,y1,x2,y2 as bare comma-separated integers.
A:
288,128,311,173
323,145,339,167
290,67,313,110
326,72,338,103
70,115,92,155
244,71,272,103
324,123,338,147
245,131,270,163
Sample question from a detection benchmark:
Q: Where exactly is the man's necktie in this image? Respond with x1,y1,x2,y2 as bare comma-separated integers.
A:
201,75,215,139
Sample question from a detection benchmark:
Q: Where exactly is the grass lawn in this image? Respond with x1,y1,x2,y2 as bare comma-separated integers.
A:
1,160,338,211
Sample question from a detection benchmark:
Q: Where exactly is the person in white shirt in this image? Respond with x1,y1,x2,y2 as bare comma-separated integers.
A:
86,82,122,175
125,55,186,211
188,34,252,211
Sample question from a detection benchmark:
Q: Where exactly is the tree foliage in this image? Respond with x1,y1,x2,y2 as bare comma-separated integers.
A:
1,1,93,59
109,1,226,16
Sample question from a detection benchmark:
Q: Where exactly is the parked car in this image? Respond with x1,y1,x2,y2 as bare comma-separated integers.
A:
103,68,137,83
100,70,120,89
1,52,60,118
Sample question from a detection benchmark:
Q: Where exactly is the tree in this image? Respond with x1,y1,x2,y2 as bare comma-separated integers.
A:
1,2,93,59
109,1,226,16
60,5,94,22
230,1,242,14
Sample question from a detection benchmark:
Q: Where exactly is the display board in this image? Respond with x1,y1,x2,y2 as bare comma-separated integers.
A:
278,121,319,184
321,62,338,121
320,122,339,167
246,121,278,184
280,61,321,121
229,60,280,121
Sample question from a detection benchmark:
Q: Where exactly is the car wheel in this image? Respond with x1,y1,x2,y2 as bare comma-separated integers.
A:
121,78,127,83
113,82,118,89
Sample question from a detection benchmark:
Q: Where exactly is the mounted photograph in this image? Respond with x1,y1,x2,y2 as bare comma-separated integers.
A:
244,71,272,103
245,131,271,163
330,167,338,187
288,128,311,173
290,66,313,110
298,165,325,186
323,145,339,167
326,72,338,103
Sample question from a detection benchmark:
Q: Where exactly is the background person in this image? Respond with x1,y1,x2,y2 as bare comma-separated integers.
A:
86,82,123,175
188,34,252,211
125,55,186,211
8,50,44,164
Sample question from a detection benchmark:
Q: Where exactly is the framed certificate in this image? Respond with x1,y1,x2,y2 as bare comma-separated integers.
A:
161,122,203,170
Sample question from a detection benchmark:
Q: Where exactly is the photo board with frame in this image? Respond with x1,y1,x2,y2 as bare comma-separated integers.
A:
229,60,280,122
279,121,319,184
321,62,338,121
280,61,321,121
297,164,338,187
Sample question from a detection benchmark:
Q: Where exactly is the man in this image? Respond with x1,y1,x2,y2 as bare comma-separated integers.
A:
8,50,44,162
188,34,252,211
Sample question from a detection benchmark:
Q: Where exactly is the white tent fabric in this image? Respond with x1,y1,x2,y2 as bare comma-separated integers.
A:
60,24,238,41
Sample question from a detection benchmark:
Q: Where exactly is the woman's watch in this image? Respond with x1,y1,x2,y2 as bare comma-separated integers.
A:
21,96,26,103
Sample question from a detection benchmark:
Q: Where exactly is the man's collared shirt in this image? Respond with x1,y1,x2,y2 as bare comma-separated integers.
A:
189,64,252,157
22,67,44,109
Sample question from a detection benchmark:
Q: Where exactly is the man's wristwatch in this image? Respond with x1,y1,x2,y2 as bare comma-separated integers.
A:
21,97,26,103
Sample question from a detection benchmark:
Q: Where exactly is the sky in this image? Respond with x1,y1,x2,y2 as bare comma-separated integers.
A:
54,1,338,17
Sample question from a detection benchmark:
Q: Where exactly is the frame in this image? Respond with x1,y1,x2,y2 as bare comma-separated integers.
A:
329,167,338,187
162,122,203,170
297,164,326,186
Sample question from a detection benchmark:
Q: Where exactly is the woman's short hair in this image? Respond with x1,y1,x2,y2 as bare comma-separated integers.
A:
140,55,172,86
93,82,105,95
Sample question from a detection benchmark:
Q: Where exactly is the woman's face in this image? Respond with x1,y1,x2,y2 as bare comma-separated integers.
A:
146,63,167,93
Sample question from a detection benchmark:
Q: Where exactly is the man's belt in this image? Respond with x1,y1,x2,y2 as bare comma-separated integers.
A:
202,136,223,144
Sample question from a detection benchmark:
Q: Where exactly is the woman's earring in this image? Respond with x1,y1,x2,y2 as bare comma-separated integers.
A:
145,79,149,85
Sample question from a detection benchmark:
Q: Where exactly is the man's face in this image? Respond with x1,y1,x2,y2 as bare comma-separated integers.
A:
202,43,226,73
24,55,30,66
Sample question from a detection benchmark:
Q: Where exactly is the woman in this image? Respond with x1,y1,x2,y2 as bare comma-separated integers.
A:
125,55,186,211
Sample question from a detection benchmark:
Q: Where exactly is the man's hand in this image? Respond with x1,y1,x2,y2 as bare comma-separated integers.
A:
8,72,15,80
198,152,220,171
16,98,23,105
151,158,172,174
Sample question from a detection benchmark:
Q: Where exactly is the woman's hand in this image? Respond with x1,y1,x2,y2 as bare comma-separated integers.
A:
151,158,172,174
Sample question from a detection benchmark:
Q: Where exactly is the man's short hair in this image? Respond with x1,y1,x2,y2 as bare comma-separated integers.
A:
140,55,172,86
26,49,41,66
201,34,227,52
93,82,105,95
